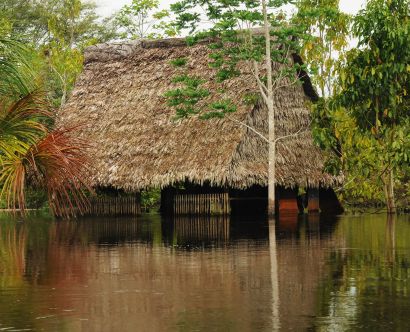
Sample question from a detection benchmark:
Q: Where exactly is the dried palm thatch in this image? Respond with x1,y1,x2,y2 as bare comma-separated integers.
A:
57,38,341,192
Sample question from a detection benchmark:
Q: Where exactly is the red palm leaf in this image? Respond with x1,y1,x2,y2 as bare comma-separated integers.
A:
1,125,94,218
26,126,94,218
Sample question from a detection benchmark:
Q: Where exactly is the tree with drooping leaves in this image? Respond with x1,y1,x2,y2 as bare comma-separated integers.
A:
334,0,410,213
293,0,350,97
167,0,309,216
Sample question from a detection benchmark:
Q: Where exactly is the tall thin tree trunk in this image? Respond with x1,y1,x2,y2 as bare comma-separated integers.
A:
384,169,396,214
262,0,276,216
268,133,276,216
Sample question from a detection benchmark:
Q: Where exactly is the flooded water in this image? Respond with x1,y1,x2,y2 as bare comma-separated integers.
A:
0,213,410,331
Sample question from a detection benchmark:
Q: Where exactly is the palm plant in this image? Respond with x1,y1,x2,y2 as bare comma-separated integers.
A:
0,93,49,158
0,37,92,218
0,38,34,99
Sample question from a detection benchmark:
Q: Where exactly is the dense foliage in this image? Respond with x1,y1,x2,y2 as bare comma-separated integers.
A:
0,38,92,217
0,0,117,108
313,0,410,212
293,0,350,97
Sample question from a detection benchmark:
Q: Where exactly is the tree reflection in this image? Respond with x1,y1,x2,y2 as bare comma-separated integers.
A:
269,218,280,331
275,213,339,331
0,222,26,286
313,214,410,331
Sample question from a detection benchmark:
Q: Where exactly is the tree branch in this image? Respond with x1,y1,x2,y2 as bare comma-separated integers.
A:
226,115,269,143
275,120,312,144
252,60,269,103
334,175,355,193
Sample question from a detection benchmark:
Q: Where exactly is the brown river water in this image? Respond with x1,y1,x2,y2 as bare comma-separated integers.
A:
0,213,409,331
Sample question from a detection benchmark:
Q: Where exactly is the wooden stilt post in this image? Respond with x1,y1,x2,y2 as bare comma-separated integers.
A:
307,188,320,213
278,187,299,215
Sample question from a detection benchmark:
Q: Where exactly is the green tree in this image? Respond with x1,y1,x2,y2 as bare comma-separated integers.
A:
1,0,117,107
115,0,178,39
334,0,409,213
41,0,118,106
44,0,117,47
294,0,350,97
0,0,47,43
1,0,114,46
167,0,308,215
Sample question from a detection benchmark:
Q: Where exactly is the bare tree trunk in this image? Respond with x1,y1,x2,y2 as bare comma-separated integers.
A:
268,126,276,216
262,0,276,216
384,169,396,214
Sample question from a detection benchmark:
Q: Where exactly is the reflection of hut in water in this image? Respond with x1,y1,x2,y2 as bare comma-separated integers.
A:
50,217,143,245
27,219,274,331
275,213,339,237
6,213,357,331
171,216,230,245
57,37,344,217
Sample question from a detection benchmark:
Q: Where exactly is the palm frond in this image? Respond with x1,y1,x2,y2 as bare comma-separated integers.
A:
28,126,93,218
0,92,50,159
0,38,92,218
0,154,26,211
0,38,36,99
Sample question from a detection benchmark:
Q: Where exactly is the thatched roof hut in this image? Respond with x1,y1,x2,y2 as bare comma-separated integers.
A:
58,38,340,193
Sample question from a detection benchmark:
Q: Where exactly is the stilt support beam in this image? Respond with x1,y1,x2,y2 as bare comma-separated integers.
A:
308,188,320,213
278,187,299,214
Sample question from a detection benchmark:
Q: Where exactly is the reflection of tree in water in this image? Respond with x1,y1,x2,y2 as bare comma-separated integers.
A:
313,214,410,331
0,214,274,331
0,222,27,285
47,217,273,331
273,213,343,331
0,214,63,331
0,213,345,331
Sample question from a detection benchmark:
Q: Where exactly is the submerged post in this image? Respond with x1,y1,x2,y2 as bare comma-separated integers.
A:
278,188,299,215
307,188,320,213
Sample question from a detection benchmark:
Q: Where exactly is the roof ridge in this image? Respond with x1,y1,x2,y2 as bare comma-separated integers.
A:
83,28,271,64
84,38,189,64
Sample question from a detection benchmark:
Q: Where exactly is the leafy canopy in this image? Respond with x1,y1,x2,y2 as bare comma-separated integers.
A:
115,0,179,39
293,0,350,97
338,0,409,131
166,0,307,120
313,0,410,208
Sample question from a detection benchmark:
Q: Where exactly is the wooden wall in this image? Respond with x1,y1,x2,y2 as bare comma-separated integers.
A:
81,196,141,217
173,193,230,216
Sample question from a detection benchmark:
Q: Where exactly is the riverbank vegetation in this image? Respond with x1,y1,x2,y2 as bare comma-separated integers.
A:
311,0,409,212
0,0,408,215
0,37,92,217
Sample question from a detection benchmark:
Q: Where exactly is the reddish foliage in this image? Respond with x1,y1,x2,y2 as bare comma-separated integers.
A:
25,126,94,218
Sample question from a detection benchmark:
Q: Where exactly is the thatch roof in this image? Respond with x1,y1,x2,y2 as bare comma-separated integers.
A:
57,38,341,192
